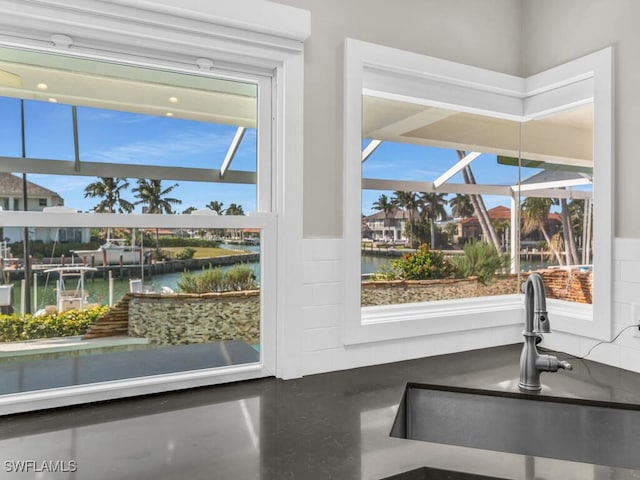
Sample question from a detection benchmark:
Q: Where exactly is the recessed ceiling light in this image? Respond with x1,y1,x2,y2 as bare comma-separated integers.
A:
169,96,178,103
48,98,57,103
165,112,174,117
37,83,48,90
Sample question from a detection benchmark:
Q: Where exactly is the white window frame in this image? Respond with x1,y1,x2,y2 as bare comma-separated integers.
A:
343,39,613,345
0,0,308,414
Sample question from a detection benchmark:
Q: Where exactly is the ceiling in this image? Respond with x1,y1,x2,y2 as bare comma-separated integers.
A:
0,54,257,128
363,95,593,169
0,50,593,176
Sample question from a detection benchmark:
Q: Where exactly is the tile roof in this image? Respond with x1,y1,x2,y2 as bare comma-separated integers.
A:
365,210,407,220
459,205,561,224
0,173,62,199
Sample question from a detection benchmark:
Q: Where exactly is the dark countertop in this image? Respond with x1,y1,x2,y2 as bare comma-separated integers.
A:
1,343,640,479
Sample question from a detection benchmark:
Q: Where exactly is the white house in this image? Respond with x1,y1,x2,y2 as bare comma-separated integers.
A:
363,210,408,243
0,172,89,244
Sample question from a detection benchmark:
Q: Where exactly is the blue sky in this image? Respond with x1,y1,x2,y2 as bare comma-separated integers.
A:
1,96,586,218
0,96,257,213
361,140,522,217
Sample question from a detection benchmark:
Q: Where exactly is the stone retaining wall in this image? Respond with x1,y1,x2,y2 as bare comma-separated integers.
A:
361,269,593,306
126,268,591,345
128,291,260,346
361,276,520,306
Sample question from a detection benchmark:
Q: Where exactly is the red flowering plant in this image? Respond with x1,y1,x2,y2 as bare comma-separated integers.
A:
388,244,457,280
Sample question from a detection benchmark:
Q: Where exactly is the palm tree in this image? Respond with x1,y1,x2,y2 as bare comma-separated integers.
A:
569,198,593,264
133,179,181,214
443,222,458,247
520,196,563,265
206,200,225,214
84,177,134,214
182,206,197,215
392,191,419,247
132,179,182,248
449,194,474,219
84,177,134,240
448,194,474,248
457,150,502,253
225,203,245,216
372,194,396,242
568,198,585,241
559,196,579,265
418,192,448,249
492,218,510,249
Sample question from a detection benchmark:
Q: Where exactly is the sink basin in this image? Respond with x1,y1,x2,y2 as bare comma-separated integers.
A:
391,383,640,470
381,466,509,479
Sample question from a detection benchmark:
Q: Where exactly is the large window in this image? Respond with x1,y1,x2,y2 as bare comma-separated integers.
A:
0,48,277,407
344,39,612,344
360,101,594,307
361,102,522,307
0,0,308,415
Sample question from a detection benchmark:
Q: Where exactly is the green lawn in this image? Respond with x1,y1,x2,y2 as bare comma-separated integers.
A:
162,247,247,259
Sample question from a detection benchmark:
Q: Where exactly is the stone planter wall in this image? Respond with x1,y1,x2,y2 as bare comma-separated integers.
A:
361,276,520,306
128,291,260,346
361,269,593,306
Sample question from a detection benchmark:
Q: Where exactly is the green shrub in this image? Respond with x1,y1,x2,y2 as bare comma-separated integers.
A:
0,305,109,342
175,247,196,260
9,241,102,259
199,266,225,292
223,264,258,291
156,237,221,248
177,266,225,293
150,248,170,261
0,315,21,342
452,240,506,284
176,264,257,293
175,272,199,293
387,244,457,280
369,263,402,281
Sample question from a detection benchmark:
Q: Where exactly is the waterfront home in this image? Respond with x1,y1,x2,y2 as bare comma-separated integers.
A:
0,173,88,244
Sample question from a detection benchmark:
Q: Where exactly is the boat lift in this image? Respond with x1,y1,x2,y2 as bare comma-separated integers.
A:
43,266,98,313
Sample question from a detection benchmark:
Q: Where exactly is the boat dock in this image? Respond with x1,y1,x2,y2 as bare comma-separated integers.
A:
1,252,260,282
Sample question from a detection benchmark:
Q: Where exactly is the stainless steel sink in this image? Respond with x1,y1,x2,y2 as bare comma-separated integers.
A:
381,466,510,479
391,383,640,470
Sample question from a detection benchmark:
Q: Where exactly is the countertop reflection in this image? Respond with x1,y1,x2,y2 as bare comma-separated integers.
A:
0,344,639,479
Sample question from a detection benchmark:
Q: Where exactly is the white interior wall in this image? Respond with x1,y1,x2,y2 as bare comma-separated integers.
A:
541,238,640,374
273,0,523,238
302,238,523,375
271,0,526,375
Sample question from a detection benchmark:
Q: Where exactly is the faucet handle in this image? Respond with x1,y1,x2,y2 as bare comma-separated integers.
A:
536,312,551,333
559,360,573,371
542,355,573,373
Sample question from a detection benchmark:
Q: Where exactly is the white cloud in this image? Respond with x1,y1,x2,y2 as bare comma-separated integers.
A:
85,129,237,167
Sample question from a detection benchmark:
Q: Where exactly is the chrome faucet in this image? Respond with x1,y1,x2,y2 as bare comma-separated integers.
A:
519,273,572,391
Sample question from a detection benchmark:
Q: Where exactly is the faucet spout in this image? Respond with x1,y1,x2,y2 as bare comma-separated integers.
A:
519,273,573,391
523,273,549,334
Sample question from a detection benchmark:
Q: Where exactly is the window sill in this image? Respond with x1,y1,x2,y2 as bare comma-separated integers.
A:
346,294,596,346
346,294,523,346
